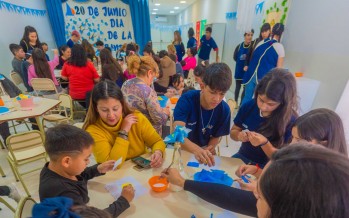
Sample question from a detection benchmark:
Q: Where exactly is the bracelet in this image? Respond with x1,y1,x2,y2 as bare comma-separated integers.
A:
258,140,269,147
252,164,260,175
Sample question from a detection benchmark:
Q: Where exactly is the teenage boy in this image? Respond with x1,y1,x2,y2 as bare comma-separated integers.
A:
39,124,135,217
9,44,25,77
173,63,232,167
197,27,219,65
67,30,81,48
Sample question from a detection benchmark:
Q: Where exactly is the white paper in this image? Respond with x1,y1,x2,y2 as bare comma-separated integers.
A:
112,157,122,171
105,176,147,200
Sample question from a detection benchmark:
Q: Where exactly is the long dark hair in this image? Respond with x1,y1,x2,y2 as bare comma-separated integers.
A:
255,68,298,147
100,48,124,82
294,108,347,155
68,44,87,67
272,23,285,42
188,27,195,38
83,80,133,129
260,143,349,218
21,26,41,47
32,48,53,80
81,39,96,61
258,23,271,41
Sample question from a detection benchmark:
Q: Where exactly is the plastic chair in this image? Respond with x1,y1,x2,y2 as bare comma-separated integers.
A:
15,196,36,218
6,131,48,196
10,71,24,88
42,94,74,128
30,78,58,97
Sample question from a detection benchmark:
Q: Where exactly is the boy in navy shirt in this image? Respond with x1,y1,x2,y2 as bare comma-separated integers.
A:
198,27,219,65
67,30,80,48
174,63,232,166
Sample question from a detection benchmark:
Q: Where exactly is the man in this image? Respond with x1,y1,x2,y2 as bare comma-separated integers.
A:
197,27,219,65
173,63,232,166
95,40,104,57
66,30,81,48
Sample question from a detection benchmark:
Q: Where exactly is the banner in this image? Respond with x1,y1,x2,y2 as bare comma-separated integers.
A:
195,21,201,46
63,0,134,52
0,0,46,16
200,19,207,39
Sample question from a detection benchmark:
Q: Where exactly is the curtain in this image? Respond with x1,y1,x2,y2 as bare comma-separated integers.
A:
121,0,151,52
46,0,66,48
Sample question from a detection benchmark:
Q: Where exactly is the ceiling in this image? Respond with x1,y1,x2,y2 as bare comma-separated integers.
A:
148,0,197,16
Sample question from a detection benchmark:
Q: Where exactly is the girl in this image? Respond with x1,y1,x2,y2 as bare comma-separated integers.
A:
81,39,97,62
154,50,176,94
169,73,185,96
181,47,197,77
83,80,165,166
99,48,124,88
121,55,170,135
187,27,197,49
56,45,71,69
20,26,42,53
173,30,185,62
231,68,298,167
123,43,137,80
28,48,60,90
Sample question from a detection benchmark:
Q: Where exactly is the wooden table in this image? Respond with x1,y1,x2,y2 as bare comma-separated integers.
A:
88,149,252,218
0,97,61,133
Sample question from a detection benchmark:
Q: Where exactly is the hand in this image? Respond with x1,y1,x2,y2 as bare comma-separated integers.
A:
163,107,170,116
243,66,248,71
53,49,59,56
246,132,268,147
161,168,185,187
204,145,217,155
237,178,256,192
97,160,115,173
150,150,163,168
235,164,258,177
194,148,215,167
237,131,249,142
216,56,220,63
121,184,135,203
120,114,138,132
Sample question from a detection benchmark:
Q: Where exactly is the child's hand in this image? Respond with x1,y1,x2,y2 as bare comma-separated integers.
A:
247,132,268,147
150,150,163,168
121,185,135,203
235,164,258,177
237,131,249,142
237,178,256,192
161,168,185,187
97,160,115,173
52,49,59,56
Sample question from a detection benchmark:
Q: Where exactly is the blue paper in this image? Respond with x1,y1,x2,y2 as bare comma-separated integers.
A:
158,95,168,108
164,126,191,144
193,169,233,186
187,162,200,167
241,175,250,183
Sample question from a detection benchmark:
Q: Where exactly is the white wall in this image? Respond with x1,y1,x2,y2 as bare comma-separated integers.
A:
0,0,55,78
150,15,177,25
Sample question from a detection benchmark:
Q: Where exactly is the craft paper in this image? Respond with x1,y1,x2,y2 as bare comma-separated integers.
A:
105,176,147,200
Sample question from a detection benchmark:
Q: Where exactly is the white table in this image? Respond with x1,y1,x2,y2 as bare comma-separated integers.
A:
88,149,252,218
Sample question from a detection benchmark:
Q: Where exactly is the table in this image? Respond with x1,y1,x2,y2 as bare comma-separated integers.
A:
88,149,252,218
0,97,61,133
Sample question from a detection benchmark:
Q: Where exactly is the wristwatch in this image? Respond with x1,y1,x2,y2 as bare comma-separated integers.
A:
118,130,128,140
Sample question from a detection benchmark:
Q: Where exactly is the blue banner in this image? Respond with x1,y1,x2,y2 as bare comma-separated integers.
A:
0,0,46,16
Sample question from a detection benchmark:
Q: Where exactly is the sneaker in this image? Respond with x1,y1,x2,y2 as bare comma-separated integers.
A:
8,183,22,202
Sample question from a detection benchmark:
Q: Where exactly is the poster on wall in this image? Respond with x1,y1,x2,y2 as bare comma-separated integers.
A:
262,0,289,27
62,0,134,53
195,21,201,46
200,19,207,38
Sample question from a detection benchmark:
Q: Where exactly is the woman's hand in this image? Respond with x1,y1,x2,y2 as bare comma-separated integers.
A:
97,160,115,173
150,150,163,168
237,178,256,192
120,114,138,132
235,164,258,177
247,132,268,147
194,148,215,167
237,131,249,142
161,168,185,187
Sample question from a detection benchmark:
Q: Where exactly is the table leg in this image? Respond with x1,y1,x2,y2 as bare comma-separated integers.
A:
35,116,44,134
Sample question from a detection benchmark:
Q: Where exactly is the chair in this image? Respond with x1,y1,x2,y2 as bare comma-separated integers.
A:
6,131,48,196
73,122,84,129
30,78,58,97
185,69,196,87
0,164,5,177
15,196,36,218
42,94,74,128
10,71,24,88
0,196,15,212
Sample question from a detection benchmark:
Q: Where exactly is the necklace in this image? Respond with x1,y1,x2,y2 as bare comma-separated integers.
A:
200,106,215,134
259,110,264,117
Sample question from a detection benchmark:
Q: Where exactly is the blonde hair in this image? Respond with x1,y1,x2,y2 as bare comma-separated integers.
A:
167,44,176,55
127,55,159,77
173,30,182,44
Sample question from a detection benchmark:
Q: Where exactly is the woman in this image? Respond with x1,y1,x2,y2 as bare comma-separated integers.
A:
153,50,176,94
231,68,298,167
169,74,185,96
83,80,165,166
181,47,197,77
56,45,71,69
61,44,100,101
187,27,197,49
20,26,42,53
121,55,170,135
81,39,97,63
167,44,177,57
241,23,285,105
172,31,185,62
100,48,124,87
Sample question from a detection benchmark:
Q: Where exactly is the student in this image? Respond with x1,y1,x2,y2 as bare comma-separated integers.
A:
169,73,185,96
123,43,137,80
181,47,197,77
82,39,97,62
169,54,183,74
193,63,206,90
21,52,34,92
28,48,60,90
67,30,81,48
56,45,71,70
61,44,100,102
154,50,176,94
187,27,197,49
116,43,127,60
198,27,219,65
143,46,155,57
172,30,185,62
95,40,104,57
41,42,50,61
241,23,285,105
231,69,298,167
233,30,254,105
100,48,124,88
167,44,177,58
20,26,42,53
173,63,232,166
9,44,25,77
0,184,21,202
84,80,166,166
121,56,170,135
39,124,134,217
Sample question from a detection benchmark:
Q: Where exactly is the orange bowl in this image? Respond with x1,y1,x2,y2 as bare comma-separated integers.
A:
148,176,169,192
295,72,304,77
170,97,179,104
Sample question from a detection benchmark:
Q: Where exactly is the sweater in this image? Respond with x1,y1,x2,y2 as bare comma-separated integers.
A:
85,111,166,164
182,56,197,71
28,55,59,86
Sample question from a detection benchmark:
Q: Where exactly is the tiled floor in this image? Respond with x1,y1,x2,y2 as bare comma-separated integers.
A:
0,115,241,217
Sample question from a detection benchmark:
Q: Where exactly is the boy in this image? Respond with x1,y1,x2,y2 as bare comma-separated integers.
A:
95,40,104,58
21,52,34,92
67,30,81,48
173,63,232,167
41,42,50,61
39,124,134,217
197,27,219,65
9,44,25,77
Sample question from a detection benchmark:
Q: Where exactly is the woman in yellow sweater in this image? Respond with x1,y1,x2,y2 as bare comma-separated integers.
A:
83,80,165,167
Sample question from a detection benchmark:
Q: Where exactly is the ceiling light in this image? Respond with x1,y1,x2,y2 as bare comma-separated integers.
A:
155,3,160,6
180,1,186,3
174,7,179,9
152,12,157,14
153,8,158,11
170,11,175,13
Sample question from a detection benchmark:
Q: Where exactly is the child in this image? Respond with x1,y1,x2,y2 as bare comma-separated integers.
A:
41,42,50,61
67,30,81,48
9,44,25,77
169,54,183,74
169,73,185,96
198,27,219,65
181,47,197,76
39,124,135,217
20,26,42,53
21,52,34,92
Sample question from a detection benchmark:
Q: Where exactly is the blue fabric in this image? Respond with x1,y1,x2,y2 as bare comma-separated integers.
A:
121,0,151,53
193,169,233,186
173,90,231,147
232,152,260,166
198,36,218,60
174,43,185,62
32,197,80,218
116,76,124,88
242,39,278,84
20,61,34,92
45,53,50,61
46,0,66,48
187,37,197,49
66,39,74,48
235,43,250,80
241,74,257,105
164,126,191,144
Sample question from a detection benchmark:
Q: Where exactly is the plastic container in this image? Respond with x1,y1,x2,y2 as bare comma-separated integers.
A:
295,72,304,77
148,176,169,192
18,98,34,108
170,97,179,104
0,98,4,106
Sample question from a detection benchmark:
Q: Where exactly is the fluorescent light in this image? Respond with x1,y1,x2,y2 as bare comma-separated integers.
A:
152,12,157,14
180,1,186,3
174,6,180,9
153,8,158,11
155,3,160,6
170,11,175,13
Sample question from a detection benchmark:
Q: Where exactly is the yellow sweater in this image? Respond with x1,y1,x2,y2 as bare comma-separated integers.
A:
86,111,166,164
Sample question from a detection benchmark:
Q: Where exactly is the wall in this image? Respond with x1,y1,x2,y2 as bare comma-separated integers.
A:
0,0,55,78
150,15,177,25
